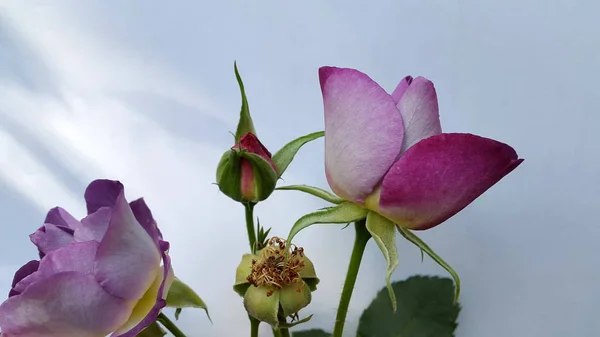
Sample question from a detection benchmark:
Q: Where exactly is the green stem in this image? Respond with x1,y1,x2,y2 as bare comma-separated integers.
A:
157,312,186,337
272,328,282,337
280,328,291,337
245,205,259,337
250,316,260,337
332,220,371,337
245,202,257,253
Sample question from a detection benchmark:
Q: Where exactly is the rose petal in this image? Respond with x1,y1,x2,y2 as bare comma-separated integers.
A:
13,241,99,294
129,198,163,246
0,272,131,337
379,133,523,230
84,179,123,214
73,207,112,242
44,207,82,231
29,223,74,254
320,66,404,203
391,76,413,104
397,76,442,153
94,187,161,300
112,241,173,337
8,261,39,298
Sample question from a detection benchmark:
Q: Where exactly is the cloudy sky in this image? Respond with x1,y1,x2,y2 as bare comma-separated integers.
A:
0,0,599,336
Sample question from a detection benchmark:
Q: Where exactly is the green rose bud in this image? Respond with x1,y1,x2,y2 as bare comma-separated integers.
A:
216,63,278,203
233,237,319,328
216,133,278,203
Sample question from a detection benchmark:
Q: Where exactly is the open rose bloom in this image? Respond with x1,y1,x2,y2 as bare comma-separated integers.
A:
320,66,523,230
0,180,173,337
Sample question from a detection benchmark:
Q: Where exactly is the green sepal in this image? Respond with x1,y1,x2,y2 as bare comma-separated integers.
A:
239,151,278,202
276,185,343,204
234,253,256,296
278,314,314,328
365,212,399,312
216,150,243,201
216,148,278,203
279,283,312,317
397,226,461,303
286,202,368,245
136,322,166,337
272,131,324,178
298,254,319,291
234,62,256,141
165,277,211,322
244,285,281,328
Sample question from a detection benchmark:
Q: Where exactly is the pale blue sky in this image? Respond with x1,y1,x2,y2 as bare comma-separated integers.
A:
0,1,599,336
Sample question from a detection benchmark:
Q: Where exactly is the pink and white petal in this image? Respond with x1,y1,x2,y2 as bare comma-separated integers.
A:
379,133,523,230
320,66,405,203
44,207,82,231
84,179,124,214
397,77,442,153
8,261,39,298
29,223,74,254
391,76,413,104
112,241,173,337
74,207,112,242
0,272,131,337
94,188,161,300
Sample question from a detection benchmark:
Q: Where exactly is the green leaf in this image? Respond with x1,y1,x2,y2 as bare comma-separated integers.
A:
358,276,460,337
397,226,461,303
136,322,166,337
166,277,211,322
272,131,324,178
365,212,399,312
276,185,343,204
292,329,331,337
286,202,368,245
234,62,256,141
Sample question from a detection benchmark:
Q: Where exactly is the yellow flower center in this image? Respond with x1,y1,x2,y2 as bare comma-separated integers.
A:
246,237,305,293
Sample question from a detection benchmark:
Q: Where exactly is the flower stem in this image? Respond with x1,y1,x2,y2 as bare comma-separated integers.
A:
280,328,291,337
245,205,260,337
250,316,260,337
332,220,371,337
245,202,257,253
157,312,186,337
272,328,282,337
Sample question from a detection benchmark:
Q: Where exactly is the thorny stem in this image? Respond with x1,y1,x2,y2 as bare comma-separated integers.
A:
245,202,257,253
157,312,187,337
332,220,371,337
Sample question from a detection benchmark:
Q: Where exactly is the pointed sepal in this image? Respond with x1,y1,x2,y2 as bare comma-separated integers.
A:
365,211,399,311
166,277,211,322
272,131,324,178
397,226,461,303
234,62,256,141
276,184,343,204
286,201,368,245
